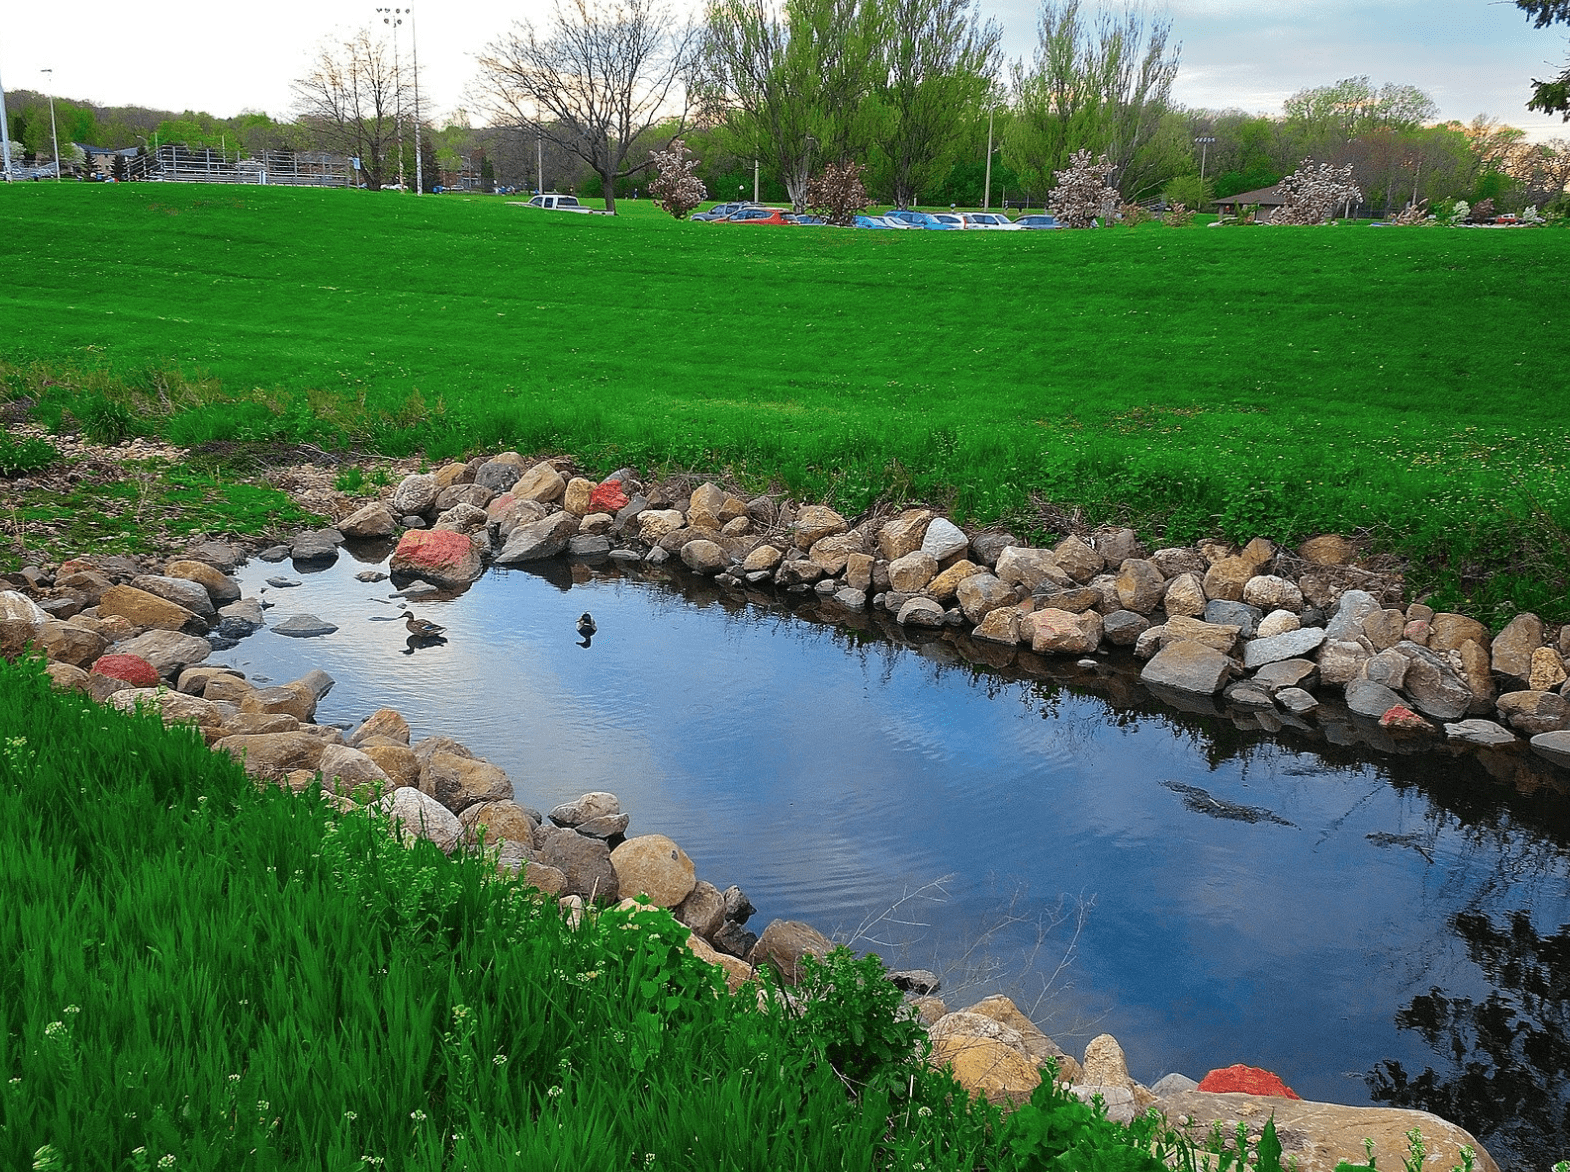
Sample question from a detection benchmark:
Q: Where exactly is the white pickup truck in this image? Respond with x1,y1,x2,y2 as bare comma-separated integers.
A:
511,193,613,215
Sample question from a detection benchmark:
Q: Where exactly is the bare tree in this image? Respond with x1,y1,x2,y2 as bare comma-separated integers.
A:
292,28,408,189
473,0,698,212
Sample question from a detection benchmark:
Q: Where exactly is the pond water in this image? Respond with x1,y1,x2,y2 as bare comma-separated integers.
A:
213,545,1570,1171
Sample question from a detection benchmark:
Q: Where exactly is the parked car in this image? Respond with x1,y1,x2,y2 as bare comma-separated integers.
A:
852,214,900,229
725,207,795,225
519,193,613,215
961,212,1021,230
786,213,826,225
931,212,967,228
693,201,757,221
884,209,958,230
1015,214,1063,230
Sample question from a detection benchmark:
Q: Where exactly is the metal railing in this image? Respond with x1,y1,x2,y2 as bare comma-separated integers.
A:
144,145,354,187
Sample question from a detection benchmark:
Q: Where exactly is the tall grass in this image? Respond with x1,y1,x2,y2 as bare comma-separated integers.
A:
2,184,1567,618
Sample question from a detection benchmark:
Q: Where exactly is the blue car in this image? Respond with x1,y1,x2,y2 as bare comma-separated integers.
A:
1015,214,1063,230
853,215,898,229
884,209,958,230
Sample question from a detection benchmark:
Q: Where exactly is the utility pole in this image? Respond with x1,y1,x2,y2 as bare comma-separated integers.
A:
42,68,61,181
537,124,544,193
0,56,12,181
752,158,758,203
983,105,994,211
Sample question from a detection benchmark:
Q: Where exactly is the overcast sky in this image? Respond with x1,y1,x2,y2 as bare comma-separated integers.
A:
2,0,1566,142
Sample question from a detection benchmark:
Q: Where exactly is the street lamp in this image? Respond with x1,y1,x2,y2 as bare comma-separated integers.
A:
42,68,62,181
0,57,14,181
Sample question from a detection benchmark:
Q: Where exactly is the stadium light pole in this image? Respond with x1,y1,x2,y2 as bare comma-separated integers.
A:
983,104,995,211
409,9,422,196
0,57,14,181
377,7,406,190
42,68,62,181
1194,135,1215,182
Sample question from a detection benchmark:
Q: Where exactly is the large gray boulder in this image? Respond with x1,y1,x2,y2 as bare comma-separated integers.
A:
1325,589,1381,642
1530,730,1570,769
747,919,834,986
373,787,463,855
494,512,579,563
112,630,212,678
1394,642,1472,721
131,574,216,618
1346,679,1404,720
536,829,620,902
1242,627,1326,670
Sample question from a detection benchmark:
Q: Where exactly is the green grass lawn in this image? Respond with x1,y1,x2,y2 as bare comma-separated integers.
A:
2,184,1567,618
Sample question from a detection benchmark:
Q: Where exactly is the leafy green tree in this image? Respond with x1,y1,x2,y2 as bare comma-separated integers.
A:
700,0,886,209
873,0,1001,207
1516,0,1570,117
1002,0,1181,201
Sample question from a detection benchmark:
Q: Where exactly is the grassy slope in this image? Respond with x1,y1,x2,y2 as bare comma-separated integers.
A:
1,184,1567,616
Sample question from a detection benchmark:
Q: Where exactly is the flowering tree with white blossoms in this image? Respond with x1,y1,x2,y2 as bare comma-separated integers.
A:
1267,159,1363,225
648,139,707,220
1049,149,1119,228
805,160,871,227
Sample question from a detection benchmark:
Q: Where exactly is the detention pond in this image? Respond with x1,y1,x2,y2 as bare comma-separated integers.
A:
214,544,1570,1171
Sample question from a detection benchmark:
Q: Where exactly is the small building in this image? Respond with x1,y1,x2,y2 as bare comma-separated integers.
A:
1212,184,1287,219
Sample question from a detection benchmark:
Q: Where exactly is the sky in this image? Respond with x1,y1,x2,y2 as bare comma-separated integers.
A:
1,0,1566,142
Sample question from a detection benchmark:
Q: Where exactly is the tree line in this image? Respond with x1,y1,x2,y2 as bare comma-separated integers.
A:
8,0,1568,214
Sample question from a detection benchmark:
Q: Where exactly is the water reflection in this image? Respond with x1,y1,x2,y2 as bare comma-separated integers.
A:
217,550,1570,1170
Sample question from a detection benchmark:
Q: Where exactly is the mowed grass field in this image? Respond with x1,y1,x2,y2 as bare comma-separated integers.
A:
2,183,1567,617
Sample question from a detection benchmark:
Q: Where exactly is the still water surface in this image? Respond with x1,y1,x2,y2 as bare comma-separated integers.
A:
214,547,1570,1170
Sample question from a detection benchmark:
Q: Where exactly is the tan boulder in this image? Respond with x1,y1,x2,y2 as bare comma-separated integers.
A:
460,799,539,848
686,483,726,530
1115,559,1166,614
888,550,939,593
747,919,834,986
486,495,549,539
1363,609,1406,651
973,605,1023,645
110,687,226,740
793,505,848,550
579,512,613,535
1163,572,1208,618
214,731,328,780
808,532,865,576
164,559,242,604
433,461,474,490
239,682,318,723
98,585,197,632
359,742,421,788
562,477,596,516
995,546,1073,592
203,673,257,704
316,744,393,795
845,552,875,592
742,544,783,574
350,707,411,747
957,573,1015,625
685,930,756,994
1031,608,1103,655
223,712,299,737
1491,612,1544,686
926,559,983,603
1239,537,1276,570
878,511,933,561
680,539,727,575
335,502,398,540
1430,613,1490,653
1201,556,1255,603
1161,615,1242,654
673,880,726,939
610,834,698,908
1298,534,1355,565
1530,646,1567,692
511,462,566,503
1081,1034,1133,1090
372,787,463,855
638,509,687,543
1155,1091,1497,1172
1051,535,1103,583
1242,574,1303,613
419,751,513,814
928,1012,1042,1105
960,995,1075,1078
44,661,91,692
37,621,109,668
1457,639,1495,706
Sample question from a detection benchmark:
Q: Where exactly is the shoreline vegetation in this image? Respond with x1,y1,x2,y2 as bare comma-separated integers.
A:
1,185,1568,621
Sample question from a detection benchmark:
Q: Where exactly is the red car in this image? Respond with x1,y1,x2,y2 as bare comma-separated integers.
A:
724,207,795,225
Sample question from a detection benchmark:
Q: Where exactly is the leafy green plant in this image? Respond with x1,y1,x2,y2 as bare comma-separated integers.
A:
77,395,136,444
0,431,57,477
793,946,930,1100
333,465,367,493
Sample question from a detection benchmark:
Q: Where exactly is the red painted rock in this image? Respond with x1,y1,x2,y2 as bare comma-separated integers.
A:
91,654,160,688
1379,705,1433,733
389,528,483,587
1197,1064,1301,1100
589,479,630,514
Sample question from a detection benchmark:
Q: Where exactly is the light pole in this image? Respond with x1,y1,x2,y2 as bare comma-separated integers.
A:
1194,135,1215,183
0,57,14,181
376,7,406,190
408,9,423,195
42,68,62,181
983,104,994,211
